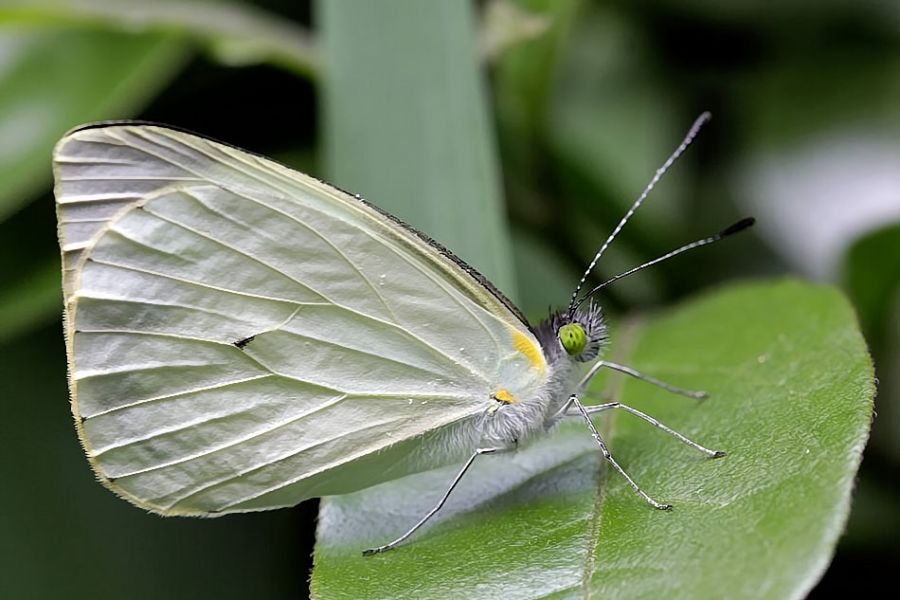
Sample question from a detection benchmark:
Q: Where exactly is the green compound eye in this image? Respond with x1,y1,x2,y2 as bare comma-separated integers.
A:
558,323,587,356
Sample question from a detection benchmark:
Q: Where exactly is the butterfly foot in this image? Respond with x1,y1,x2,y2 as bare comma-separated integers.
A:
711,450,727,458
362,545,391,557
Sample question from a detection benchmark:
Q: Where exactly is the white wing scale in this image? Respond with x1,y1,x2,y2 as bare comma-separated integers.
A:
55,125,548,515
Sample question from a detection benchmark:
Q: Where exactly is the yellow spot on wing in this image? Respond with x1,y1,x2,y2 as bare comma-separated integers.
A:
493,389,517,404
512,330,546,375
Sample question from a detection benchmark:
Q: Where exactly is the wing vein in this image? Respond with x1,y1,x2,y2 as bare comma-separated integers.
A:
259,325,485,384
134,207,334,305
182,186,403,326
84,257,313,305
215,410,477,511
73,295,298,326
112,128,508,354
166,413,414,511
81,374,275,420
110,392,355,479
79,258,491,377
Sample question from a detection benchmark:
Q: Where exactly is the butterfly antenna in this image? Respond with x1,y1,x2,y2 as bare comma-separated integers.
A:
567,111,712,314
571,217,755,313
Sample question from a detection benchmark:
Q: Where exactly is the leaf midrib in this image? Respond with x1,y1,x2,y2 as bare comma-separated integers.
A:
578,316,647,598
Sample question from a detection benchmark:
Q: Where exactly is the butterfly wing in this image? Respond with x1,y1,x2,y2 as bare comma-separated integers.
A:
54,124,548,515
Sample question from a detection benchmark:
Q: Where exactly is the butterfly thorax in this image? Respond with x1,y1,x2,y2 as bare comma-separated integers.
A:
477,302,608,449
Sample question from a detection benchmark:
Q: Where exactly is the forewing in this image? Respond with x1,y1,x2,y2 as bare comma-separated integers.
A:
54,125,544,515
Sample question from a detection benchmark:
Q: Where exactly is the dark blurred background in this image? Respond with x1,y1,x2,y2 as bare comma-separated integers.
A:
0,1,897,597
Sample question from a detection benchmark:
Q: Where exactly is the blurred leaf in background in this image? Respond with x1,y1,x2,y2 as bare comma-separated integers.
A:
0,27,187,341
844,224,900,474
319,0,515,295
0,0,895,598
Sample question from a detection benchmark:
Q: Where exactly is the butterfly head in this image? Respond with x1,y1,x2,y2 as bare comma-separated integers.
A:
536,301,607,364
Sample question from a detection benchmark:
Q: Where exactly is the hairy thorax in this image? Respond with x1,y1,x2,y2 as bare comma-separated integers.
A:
475,367,578,449
477,303,609,450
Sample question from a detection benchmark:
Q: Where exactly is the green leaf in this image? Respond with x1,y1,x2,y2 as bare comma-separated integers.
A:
0,0,317,76
479,0,553,63
843,224,900,463
0,258,60,343
843,223,900,349
311,280,874,599
545,5,688,244
511,225,579,318
493,0,581,144
734,49,900,150
318,0,516,297
0,28,188,221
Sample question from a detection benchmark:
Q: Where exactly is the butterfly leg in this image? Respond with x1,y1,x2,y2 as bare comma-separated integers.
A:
579,360,707,399
362,446,503,556
567,394,673,510
572,401,725,458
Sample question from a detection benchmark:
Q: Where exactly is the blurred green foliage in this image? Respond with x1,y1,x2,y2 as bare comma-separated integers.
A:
0,0,895,598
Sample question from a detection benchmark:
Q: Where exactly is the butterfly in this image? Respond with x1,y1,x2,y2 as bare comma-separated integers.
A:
53,112,752,554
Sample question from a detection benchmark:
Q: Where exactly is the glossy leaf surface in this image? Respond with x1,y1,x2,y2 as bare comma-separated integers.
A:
313,280,874,599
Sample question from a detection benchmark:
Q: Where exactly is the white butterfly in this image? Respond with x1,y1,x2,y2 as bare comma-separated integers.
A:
54,113,752,554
